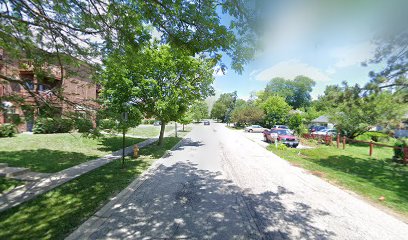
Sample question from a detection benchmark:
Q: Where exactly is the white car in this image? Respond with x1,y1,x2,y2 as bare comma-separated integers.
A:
315,129,337,136
244,125,266,133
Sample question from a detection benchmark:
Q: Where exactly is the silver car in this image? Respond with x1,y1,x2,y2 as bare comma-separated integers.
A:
244,125,266,133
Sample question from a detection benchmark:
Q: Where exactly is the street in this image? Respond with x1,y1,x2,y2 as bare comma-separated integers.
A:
68,123,408,239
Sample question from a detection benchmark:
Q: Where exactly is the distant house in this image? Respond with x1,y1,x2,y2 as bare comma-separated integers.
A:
310,115,334,129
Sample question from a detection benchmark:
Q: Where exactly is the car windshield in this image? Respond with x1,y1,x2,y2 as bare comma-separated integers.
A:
272,129,291,135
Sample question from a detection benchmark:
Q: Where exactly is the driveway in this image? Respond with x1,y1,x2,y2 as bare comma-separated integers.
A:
68,123,408,239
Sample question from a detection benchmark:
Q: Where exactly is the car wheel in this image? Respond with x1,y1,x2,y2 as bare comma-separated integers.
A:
249,129,253,133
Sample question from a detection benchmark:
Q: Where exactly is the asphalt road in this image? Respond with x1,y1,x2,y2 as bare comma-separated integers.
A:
68,123,408,239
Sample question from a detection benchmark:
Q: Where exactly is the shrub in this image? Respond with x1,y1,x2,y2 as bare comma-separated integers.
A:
98,118,116,130
75,118,93,133
356,131,389,142
277,143,288,150
0,123,16,137
394,138,408,161
33,118,73,134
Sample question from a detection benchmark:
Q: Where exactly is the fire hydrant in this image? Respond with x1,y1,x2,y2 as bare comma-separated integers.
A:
133,145,139,158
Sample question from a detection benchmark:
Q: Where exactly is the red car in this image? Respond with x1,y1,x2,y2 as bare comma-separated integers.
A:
263,128,299,148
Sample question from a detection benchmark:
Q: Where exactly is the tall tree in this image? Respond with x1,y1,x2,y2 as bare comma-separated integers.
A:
210,92,237,122
260,96,292,128
101,44,215,145
231,102,264,126
0,0,260,98
189,101,209,122
262,76,316,109
322,82,406,138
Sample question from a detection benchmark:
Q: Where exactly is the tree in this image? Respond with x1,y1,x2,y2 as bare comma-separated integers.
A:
262,76,316,109
288,113,305,135
101,44,215,145
189,101,209,122
210,92,237,122
322,82,406,138
0,0,260,116
231,102,264,126
260,96,292,128
364,30,407,100
178,113,193,132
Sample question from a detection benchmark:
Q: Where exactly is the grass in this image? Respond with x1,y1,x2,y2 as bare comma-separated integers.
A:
127,124,175,138
0,178,22,193
268,142,408,215
0,133,145,173
0,136,184,240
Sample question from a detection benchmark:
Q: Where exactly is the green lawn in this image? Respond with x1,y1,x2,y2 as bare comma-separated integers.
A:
268,143,408,215
0,136,185,240
127,124,175,138
0,178,22,193
0,133,145,173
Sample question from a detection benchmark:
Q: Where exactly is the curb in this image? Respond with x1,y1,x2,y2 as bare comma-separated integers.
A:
65,130,192,240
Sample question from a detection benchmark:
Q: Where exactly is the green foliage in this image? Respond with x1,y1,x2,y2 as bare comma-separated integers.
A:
33,118,73,134
277,143,288,150
288,113,306,135
355,132,389,142
98,119,117,130
322,83,407,138
189,101,209,122
101,44,215,144
75,118,94,133
261,76,316,109
210,92,238,122
260,96,292,128
0,124,16,138
393,138,408,161
231,102,264,126
178,113,193,126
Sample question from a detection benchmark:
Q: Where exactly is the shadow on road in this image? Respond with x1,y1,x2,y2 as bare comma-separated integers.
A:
89,160,335,239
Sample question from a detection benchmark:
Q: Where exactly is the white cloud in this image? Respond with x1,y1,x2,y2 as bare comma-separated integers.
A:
330,42,375,68
255,59,331,82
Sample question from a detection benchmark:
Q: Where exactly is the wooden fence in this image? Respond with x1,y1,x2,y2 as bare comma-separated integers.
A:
302,133,408,164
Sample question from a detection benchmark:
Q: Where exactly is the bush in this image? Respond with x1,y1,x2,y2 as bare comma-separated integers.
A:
98,118,116,130
394,138,408,161
356,131,389,142
0,123,16,137
75,118,93,133
33,118,73,134
277,143,288,150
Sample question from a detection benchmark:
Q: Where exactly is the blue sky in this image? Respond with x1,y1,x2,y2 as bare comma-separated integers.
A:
212,0,400,100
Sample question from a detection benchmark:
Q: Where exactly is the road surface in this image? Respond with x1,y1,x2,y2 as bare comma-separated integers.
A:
68,123,408,239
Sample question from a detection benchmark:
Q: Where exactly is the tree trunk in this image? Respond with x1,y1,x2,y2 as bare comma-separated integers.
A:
158,121,166,145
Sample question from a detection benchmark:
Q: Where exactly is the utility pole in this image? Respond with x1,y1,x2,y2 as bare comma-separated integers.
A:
175,122,178,137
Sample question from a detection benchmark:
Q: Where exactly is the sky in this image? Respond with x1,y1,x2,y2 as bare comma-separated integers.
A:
212,0,405,100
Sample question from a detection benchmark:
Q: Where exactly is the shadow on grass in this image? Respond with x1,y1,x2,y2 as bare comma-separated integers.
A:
0,149,100,173
97,136,146,152
0,158,152,240
307,153,408,212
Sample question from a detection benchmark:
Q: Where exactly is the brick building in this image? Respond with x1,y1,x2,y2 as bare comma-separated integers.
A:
0,49,98,132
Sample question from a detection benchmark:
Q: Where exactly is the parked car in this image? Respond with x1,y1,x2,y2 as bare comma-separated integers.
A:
309,125,326,132
153,121,161,126
245,125,266,133
203,120,210,125
315,128,337,136
272,125,289,129
263,128,299,148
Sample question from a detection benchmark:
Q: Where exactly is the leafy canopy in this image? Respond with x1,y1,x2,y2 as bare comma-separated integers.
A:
261,76,316,109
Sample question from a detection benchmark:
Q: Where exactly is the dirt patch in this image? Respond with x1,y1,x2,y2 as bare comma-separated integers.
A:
309,170,326,178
